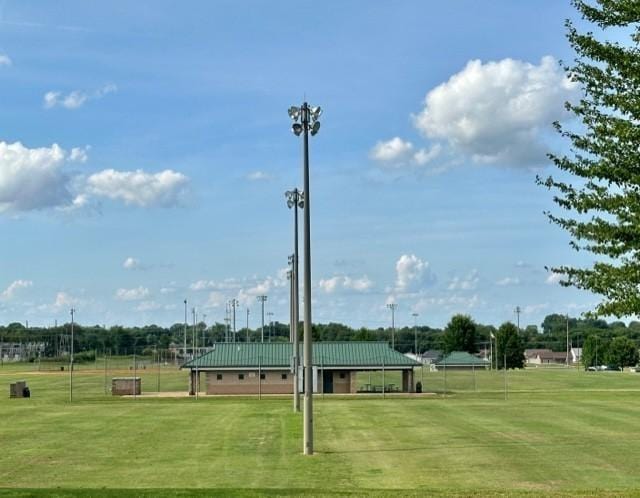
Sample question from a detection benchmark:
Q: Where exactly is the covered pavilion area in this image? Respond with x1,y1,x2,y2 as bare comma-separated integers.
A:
181,341,420,395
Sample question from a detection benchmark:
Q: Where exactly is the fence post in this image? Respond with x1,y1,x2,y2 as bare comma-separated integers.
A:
503,353,508,401
443,361,447,398
258,356,262,400
133,353,137,399
382,358,385,399
473,363,477,392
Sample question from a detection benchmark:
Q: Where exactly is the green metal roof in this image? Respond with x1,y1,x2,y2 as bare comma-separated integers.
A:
435,351,489,366
181,342,419,369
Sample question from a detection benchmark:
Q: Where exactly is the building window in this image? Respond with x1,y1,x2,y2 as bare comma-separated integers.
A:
281,373,287,380
238,374,244,380
339,373,346,379
260,373,266,380
216,374,222,380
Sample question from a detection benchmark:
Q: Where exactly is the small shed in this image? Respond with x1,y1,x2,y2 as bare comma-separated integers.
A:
112,377,141,396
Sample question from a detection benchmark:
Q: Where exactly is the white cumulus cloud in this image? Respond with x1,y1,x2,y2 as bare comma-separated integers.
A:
413,56,577,166
43,84,117,110
246,171,272,181
1,280,33,300
370,137,414,162
318,275,373,294
86,169,188,207
448,270,479,291
395,254,434,292
123,257,140,270
0,141,72,212
135,300,162,312
546,272,562,285
115,286,149,301
0,54,12,66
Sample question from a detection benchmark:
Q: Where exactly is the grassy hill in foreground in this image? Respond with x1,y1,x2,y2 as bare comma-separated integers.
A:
1,365,640,496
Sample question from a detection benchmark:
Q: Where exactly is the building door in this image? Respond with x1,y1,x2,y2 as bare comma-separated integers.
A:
322,371,333,393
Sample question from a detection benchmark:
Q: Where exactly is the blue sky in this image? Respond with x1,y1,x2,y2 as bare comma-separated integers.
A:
0,1,603,330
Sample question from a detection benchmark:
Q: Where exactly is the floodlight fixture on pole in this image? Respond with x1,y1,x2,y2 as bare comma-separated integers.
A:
69,307,75,402
387,303,398,350
515,306,522,333
257,295,267,343
289,101,321,455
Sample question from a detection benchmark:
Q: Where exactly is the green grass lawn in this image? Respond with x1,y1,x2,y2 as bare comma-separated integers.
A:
2,363,640,496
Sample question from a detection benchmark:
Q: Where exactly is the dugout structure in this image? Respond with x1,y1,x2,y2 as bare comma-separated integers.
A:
181,342,420,395
111,377,141,396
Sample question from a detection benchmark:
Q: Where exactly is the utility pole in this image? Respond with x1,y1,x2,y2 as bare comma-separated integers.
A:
288,101,321,455
183,299,187,360
257,295,267,343
69,307,75,402
412,312,419,356
386,303,398,350
515,306,522,333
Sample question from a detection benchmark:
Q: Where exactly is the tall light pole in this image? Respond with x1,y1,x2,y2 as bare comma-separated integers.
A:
69,307,75,402
183,299,187,360
202,313,207,349
387,303,398,350
224,302,231,342
287,261,300,412
515,306,521,333
192,308,197,358
566,313,570,367
289,101,321,455
267,312,274,342
257,296,267,343
230,298,239,343
412,312,419,356
286,188,303,413
246,308,250,342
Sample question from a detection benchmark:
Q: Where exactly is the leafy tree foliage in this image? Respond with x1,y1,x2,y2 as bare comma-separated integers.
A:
539,1,640,317
582,335,609,367
443,314,477,354
606,336,639,367
495,322,525,370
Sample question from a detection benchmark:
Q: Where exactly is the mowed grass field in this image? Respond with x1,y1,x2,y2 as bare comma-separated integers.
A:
2,362,640,497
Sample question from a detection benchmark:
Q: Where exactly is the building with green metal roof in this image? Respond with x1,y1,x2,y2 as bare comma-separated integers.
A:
181,341,419,395
434,351,489,370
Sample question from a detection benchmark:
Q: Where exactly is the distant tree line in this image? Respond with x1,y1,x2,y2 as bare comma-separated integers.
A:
1,313,639,367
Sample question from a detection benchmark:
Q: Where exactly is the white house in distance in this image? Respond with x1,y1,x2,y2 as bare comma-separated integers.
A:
525,349,569,365
571,347,582,364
